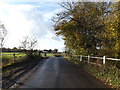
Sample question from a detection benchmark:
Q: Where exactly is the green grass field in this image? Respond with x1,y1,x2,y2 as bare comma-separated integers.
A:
1,52,26,67
41,53,63,57
1,52,63,67
2,52,26,60
41,53,55,57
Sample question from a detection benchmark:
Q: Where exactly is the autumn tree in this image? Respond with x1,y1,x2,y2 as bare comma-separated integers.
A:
105,2,120,58
53,1,120,59
53,2,112,56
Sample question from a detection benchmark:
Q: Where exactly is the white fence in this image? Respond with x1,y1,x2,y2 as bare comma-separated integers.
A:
71,55,120,66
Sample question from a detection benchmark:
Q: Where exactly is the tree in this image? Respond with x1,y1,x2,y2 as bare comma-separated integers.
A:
48,49,52,53
53,49,58,53
0,22,7,48
20,36,38,56
104,2,120,58
20,36,38,50
28,37,38,50
20,36,29,50
53,1,120,58
53,2,111,55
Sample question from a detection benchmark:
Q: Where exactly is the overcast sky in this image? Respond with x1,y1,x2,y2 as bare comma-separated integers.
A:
0,0,66,52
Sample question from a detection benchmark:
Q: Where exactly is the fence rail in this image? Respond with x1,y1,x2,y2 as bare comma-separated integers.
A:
70,55,120,66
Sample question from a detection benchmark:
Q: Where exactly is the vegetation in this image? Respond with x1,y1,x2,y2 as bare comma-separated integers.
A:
0,21,7,48
53,2,120,66
67,56,120,88
41,53,54,57
53,1,120,88
1,47,41,68
2,54,41,71
1,47,60,67
19,36,38,57
2,52,26,67
53,2,120,58
2,54,42,88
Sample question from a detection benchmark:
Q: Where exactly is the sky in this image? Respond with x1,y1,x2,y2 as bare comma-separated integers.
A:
0,0,118,52
0,0,66,52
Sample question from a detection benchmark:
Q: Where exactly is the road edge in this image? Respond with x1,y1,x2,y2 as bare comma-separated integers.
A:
64,58,112,88
10,59,46,88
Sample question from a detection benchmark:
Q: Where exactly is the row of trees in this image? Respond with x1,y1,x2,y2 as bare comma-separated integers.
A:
2,47,38,52
53,2,120,58
2,47,58,53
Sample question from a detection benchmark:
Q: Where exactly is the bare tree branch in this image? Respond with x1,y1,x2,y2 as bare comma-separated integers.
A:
20,36,38,50
0,22,7,48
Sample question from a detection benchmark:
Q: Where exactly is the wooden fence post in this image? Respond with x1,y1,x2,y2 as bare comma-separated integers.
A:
13,53,16,63
103,56,106,65
78,55,80,61
71,55,73,59
88,55,90,63
80,55,82,61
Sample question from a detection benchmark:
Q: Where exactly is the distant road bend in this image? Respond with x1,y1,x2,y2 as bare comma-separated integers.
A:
21,57,107,88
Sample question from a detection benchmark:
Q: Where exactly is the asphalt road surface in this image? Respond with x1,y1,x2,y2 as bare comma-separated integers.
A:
21,57,107,88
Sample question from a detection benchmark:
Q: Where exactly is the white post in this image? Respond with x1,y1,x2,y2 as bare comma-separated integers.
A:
88,55,90,63
80,55,82,61
103,56,106,65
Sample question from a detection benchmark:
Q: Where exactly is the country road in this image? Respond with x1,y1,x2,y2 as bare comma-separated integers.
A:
20,57,107,88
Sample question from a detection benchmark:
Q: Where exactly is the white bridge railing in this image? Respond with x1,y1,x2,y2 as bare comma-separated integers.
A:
70,55,120,66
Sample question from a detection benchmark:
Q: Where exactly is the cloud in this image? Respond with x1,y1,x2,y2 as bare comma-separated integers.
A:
1,0,64,3
0,1,65,51
1,0,118,3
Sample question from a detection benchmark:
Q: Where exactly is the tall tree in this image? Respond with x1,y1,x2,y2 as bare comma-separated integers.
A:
53,2,120,56
0,22,7,48
104,2,120,58
53,2,112,56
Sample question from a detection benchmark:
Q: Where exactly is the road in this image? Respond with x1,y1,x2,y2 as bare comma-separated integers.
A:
21,57,107,88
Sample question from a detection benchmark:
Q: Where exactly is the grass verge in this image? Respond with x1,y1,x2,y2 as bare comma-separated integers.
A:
64,56,120,89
